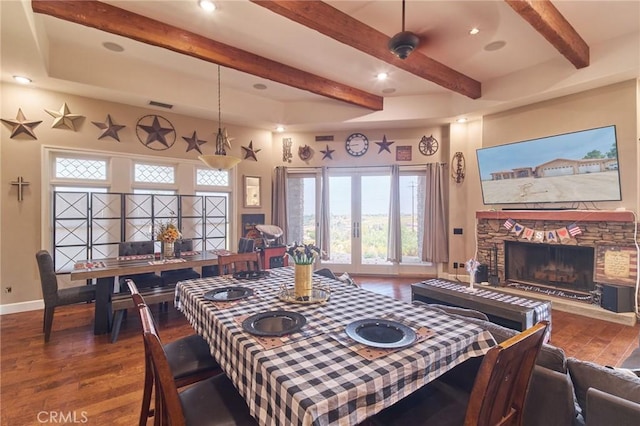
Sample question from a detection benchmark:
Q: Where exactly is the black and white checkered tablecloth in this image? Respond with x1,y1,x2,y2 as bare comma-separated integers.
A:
176,267,496,426
420,279,552,325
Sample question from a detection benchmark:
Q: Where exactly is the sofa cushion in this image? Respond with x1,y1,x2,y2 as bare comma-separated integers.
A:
538,344,567,373
567,357,640,419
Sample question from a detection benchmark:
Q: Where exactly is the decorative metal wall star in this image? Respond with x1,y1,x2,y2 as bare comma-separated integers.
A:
182,131,207,154
375,135,395,153
242,141,261,161
320,144,335,160
92,114,126,141
136,115,176,150
45,102,84,130
1,108,42,139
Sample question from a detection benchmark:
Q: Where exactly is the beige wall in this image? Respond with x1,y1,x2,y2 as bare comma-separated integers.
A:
2,80,638,308
1,83,276,306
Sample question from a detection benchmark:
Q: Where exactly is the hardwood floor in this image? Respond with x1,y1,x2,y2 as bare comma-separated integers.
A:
1,276,638,425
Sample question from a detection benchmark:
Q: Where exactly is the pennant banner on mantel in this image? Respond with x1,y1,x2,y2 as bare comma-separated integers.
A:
502,219,582,243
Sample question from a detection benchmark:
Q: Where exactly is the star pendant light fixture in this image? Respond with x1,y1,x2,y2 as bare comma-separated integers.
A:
199,65,242,170
388,0,419,60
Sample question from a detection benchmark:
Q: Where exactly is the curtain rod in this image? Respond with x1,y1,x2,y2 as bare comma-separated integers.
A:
283,163,447,173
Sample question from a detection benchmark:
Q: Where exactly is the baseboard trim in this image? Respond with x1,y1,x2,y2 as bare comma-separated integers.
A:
0,299,44,315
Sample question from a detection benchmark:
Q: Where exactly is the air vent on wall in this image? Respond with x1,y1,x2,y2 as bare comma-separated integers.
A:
149,100,173,109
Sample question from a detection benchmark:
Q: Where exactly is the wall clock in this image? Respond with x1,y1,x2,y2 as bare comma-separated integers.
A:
345,132,369,157
419,135,439,156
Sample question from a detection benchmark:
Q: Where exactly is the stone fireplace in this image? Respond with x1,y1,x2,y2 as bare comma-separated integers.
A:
475,210,638,307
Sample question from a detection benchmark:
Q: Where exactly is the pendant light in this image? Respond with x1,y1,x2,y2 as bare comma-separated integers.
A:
199,65,242,170
388,0,419,60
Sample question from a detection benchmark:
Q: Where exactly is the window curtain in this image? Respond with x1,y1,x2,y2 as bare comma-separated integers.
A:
387,165,402,263
422,163,448,263
272,166,288,243
319,167,330,260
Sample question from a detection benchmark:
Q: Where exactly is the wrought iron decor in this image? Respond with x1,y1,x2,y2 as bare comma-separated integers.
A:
52,191,227,273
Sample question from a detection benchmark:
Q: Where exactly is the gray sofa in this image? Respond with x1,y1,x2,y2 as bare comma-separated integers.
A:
421,303,640,426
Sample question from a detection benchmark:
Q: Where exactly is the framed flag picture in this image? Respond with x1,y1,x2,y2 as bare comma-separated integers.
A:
594,245,637,286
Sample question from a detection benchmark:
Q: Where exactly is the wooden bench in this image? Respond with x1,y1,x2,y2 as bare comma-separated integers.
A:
110,285,177,343
411,279,552,332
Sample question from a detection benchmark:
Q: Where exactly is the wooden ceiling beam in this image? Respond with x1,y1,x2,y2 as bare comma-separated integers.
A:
505,0,589,69
31,0,383,111
251,0,481,100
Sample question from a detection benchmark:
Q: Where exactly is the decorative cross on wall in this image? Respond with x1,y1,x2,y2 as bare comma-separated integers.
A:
11,176,30,202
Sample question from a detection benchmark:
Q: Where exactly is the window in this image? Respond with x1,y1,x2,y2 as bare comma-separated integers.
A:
286,174,318,245
399,174,426,263
134,163,175,184
197,168,229,186
55,157,107,180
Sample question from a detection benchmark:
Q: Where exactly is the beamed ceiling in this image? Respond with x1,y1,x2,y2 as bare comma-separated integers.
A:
2,0,638,131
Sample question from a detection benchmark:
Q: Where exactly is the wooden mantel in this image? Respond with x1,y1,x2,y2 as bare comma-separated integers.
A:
476,210,636,223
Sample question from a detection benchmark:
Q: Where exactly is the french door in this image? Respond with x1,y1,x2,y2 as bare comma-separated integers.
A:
325,169,393,274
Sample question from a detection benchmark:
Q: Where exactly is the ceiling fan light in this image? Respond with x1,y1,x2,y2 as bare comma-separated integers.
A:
388,31,420,59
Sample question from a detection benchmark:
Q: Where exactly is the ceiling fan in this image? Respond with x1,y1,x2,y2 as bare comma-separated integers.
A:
388,0,420,59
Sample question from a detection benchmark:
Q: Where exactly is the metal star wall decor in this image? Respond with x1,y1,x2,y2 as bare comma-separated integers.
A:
135,114,176,150
320,144,335,160
45,102,84,130
182,131,207,154
223,128,234,150
1,108,42,139
92,114,126,141
375,135,395,153
241,140,261,161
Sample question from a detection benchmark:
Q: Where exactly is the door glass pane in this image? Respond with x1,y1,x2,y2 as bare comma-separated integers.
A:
399,174,425,263
286,176,317,245
361,175,391,264
328,176,351,263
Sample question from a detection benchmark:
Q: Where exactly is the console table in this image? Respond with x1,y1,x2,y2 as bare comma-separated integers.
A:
412,279,552,333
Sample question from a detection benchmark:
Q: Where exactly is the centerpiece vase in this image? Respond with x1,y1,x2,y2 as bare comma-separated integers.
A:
162,241,175,259
294,263,313,299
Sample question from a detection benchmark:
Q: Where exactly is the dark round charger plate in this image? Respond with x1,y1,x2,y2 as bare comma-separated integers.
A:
233,270,269,280
204,286,253,302
345,318,416,349
242,310,306,337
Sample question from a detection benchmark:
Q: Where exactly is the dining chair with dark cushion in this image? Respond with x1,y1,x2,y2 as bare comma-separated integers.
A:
218,252,262,276
314,267,337,280
371,321,549,426
126,280,224,425
118,241,164,289
160,239,201,285
202,238,255,278
35,250,97,343
135,280,257,426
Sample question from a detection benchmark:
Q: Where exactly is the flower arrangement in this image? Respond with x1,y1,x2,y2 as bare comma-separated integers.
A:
285,242,321,265
156,221,181,243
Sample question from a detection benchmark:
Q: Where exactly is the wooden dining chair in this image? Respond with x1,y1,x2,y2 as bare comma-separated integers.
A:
218,252,262,276
135,281,257,426
35,250,97,343
126,280,224,425
371,321,549,426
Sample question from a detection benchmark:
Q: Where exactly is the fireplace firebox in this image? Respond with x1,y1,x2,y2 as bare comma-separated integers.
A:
505,241,595,293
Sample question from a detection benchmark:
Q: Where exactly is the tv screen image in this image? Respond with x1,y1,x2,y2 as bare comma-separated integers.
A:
476,125,621,205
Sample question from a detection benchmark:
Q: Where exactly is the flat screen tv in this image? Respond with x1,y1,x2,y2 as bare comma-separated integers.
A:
476,125,621,205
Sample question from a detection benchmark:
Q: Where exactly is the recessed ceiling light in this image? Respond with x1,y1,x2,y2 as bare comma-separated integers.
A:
376,72,388,81
484,40,506,51
469,28,480,35
13,75,32,84
456,118,468,123
199,0,216,12
382,88,396,94
276,126,285,132
253,83,267,90
102,41,124,52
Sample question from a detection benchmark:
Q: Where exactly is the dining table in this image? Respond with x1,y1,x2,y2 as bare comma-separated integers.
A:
175,266,497,426
71,249,225,335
